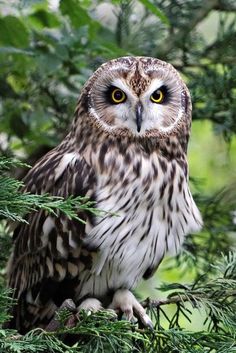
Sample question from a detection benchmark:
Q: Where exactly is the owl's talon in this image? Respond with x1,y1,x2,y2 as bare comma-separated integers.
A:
109,289,153,328
138,313,154,329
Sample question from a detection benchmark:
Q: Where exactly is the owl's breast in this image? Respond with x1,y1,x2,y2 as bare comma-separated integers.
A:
80,150,202,296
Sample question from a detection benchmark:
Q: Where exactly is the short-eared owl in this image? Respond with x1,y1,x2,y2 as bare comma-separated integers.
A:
7,56,202,333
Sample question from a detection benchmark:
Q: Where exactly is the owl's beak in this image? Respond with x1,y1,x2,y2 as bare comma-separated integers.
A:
136,103,143,133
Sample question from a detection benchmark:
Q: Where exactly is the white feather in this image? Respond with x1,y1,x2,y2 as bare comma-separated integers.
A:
78,151,203,299
54,152,77,181
42,216,54,246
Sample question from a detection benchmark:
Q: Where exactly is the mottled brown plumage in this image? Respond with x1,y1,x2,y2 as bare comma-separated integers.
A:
7,57,202,333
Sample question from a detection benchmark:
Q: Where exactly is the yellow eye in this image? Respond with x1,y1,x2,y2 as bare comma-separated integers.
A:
150,89,164,103
111,88,126,104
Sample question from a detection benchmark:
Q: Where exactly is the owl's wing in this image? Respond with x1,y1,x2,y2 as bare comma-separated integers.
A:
7,139,96,326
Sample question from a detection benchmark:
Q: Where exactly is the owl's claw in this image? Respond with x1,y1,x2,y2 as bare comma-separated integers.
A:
109,289,153,329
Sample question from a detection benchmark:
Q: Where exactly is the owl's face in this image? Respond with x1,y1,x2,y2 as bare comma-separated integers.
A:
82,57,191,138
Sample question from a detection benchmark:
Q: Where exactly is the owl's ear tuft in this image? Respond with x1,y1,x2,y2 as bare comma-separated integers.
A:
181,89,189,114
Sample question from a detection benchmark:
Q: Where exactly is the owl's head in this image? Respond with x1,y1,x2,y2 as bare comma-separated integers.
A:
78,57,191,140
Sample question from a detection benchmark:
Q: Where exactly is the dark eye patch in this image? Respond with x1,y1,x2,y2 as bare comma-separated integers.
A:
105,85,126,104
155,85,169,104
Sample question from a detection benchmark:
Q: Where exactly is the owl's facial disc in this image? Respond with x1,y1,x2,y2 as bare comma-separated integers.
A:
88,57,190,137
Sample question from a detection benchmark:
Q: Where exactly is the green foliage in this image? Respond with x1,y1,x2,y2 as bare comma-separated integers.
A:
138,0,170,25
0,289,14,325
152,252,236,333
0,0,235,352
60,0,93,28
0,16,29,48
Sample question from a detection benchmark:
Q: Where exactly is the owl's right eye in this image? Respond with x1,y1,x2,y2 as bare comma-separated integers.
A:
111,88,127,104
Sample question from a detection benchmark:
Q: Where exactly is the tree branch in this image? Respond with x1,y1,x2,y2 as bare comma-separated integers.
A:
142,289,236,309
159,0,219,57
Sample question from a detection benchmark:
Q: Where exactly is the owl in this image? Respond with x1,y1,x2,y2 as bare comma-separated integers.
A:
7,56,202,333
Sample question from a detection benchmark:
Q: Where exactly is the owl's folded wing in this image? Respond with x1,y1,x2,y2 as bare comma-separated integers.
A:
7,141,96,301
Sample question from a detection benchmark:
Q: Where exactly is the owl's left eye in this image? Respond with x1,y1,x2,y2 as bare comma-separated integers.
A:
150,89,165,104
111,88,126,104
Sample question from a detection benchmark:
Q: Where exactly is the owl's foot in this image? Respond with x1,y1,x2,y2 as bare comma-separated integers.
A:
77,298,102,314
109,289,153,329
46,298,103,332
77,298,117,319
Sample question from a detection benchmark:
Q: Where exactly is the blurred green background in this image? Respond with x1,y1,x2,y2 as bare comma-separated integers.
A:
0,0,235,334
